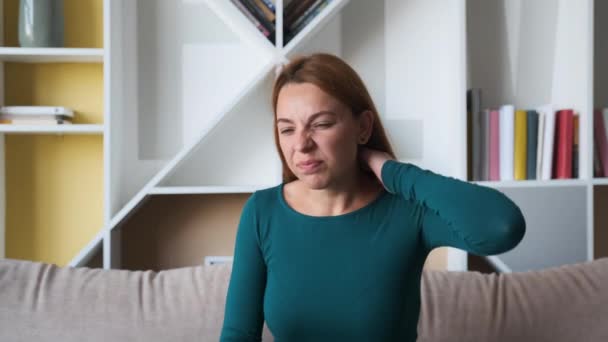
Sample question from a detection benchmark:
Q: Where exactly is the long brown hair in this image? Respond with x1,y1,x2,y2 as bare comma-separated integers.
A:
272,53,396,183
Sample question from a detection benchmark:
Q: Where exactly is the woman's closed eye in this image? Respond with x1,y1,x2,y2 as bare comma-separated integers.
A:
279,127,294,135
279,122,333,135
313,122,334,129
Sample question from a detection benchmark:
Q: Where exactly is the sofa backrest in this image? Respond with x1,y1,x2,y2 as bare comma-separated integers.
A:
1,258,607,341
418,258,608,341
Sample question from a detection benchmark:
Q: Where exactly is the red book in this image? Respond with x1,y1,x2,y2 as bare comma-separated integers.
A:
595,109,608,177
554,109,574,179
489,109,500,181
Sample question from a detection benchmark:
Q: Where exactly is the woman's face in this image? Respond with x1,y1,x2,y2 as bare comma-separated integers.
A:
276,82,367,189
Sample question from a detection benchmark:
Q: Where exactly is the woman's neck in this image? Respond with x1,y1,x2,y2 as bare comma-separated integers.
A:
298,168,382,216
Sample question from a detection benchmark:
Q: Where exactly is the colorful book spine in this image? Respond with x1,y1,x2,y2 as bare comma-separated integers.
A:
526,110,539,180
289,0,323,30
572,114,579,178
554,109,574,179
469,88,482,181
598,109,608,177
489,109,500,181
230,0,271,37
482,109,491,181
538,104,555,180
535,111,545,180
288,0,329,38
514,109,527,180
240,0,275,41
499,104,514,181
260,0,275,12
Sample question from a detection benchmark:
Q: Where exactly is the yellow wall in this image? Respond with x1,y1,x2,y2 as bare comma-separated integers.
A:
4,0,104,265
4,0,104,48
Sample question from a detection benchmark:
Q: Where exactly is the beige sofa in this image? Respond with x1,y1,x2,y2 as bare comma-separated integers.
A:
0,257,607,341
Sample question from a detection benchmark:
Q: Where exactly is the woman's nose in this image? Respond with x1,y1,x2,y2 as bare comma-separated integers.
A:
294,129,314,152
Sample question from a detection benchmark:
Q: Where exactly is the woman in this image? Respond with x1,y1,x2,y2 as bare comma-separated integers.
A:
220,53,525,341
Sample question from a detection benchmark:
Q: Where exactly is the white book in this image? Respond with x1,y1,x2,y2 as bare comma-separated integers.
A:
536,112,545,179
499,104,514,181
9,118,72,125
538,104,555,180
0,106,74,118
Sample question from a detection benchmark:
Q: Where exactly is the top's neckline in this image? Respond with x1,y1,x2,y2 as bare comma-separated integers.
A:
277,182,389,220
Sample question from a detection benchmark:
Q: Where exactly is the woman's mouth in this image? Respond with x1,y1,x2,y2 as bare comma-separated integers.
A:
297,160,322,174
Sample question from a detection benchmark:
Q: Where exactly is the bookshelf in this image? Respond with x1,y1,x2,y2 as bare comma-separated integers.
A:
0,0,105,265
63,0,468,272
0,47,103,63
6,0,603,274
594,0,608,260
466,0,608,272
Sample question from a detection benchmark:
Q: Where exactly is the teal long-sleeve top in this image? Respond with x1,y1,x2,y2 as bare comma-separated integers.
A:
220,160,526,341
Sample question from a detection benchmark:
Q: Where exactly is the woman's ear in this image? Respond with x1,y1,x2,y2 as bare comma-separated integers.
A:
358,110,374,144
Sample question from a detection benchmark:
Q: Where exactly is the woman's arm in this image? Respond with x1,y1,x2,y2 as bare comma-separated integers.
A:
360,148,526,255
220,194,267,341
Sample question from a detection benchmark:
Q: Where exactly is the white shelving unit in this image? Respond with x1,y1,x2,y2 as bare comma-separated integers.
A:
62,0,469,271
0,124,104,134
0,1,106,261
59,0,607,272
467,0,608,272
0,47,103,63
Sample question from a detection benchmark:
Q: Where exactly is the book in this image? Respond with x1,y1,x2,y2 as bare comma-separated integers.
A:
468,88,482,181
0,114,73,121
499,104,514,181
604,108,608,175
237,0,275,43
594,109,608,177
288,0,324,30
594,142,604,177
554,109,574,179
482,109,490,181
536,111,545,180
260,0,275,12
288,0,329,39
230,0,272,39
572,114,579,178
489,109,500,181
4,118,72,125
514,109,527,180
526,110,539,180
0,106,74,118
538,104,556,180
253,0,275,22
285,0,316,28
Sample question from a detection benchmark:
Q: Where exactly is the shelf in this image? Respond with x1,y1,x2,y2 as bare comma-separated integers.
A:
593,178,608,185
282,0,350,54
118,193,249,271
149,185,272,195
204,0,276,56
485,255,512,273
159,70,282,188
0,124,104,134
0,47,103,63
474,179,588,188
495,186,589,272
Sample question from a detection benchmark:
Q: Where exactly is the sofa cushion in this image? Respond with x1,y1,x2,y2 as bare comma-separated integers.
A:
1,257,607,341
418,258,608,341
0,259,271,341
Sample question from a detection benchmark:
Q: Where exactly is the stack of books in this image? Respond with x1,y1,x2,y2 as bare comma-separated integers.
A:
594,109,608,177
467,88,578,181
230,0,276,44
230,0,332,46
284,0,332,44
0,106,74,125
